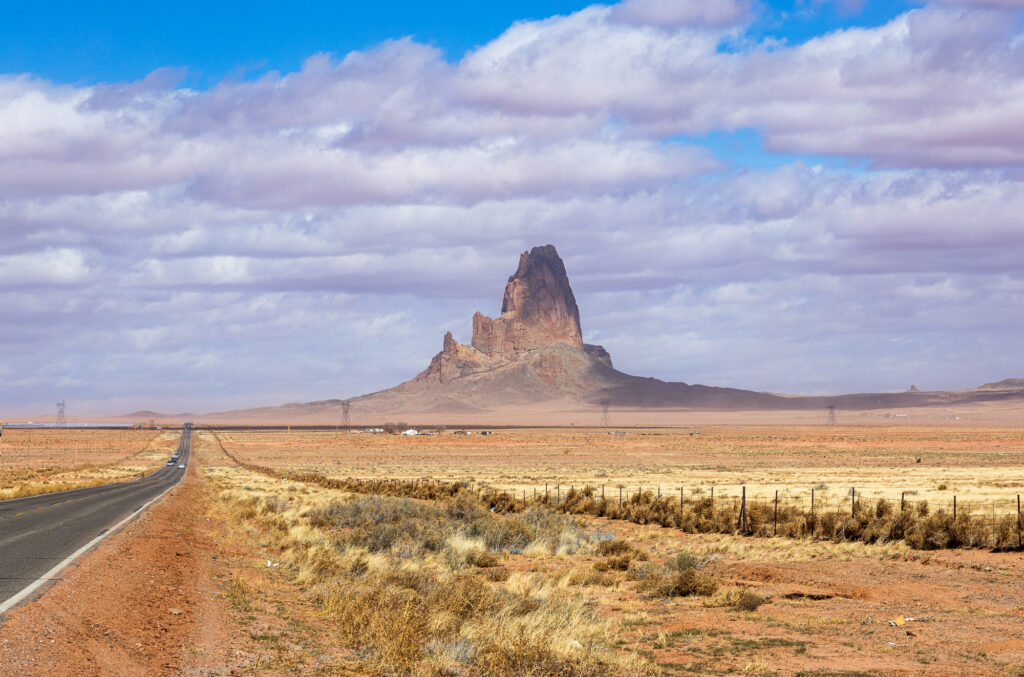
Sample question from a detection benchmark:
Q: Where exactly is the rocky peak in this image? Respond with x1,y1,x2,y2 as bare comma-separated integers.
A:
416,244,612,387
472,245,583,359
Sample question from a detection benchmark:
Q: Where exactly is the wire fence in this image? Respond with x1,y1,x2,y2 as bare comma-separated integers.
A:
483,482,1024,517
211,434,1024,553
461,481,1024,551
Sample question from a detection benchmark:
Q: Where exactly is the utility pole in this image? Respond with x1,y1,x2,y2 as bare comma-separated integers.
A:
341,400,351,431
826,400,837,427
599,397,610,427
56,401,66,426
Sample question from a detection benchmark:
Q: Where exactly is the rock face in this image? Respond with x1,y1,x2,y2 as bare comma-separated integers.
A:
417,244,611,385
472,245,583,359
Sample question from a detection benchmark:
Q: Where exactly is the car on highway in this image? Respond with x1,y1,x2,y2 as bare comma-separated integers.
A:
167,459,175,465
178,464,185,469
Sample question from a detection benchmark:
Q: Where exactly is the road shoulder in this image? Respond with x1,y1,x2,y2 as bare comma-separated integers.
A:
0,462,250,676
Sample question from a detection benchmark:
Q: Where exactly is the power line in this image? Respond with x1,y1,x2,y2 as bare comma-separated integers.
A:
56,400,66,426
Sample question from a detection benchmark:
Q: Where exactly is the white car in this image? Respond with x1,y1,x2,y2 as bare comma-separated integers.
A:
178,464,185,469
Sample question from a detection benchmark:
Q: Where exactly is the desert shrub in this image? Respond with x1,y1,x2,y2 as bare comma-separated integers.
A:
595,539,648,570
666,569,718,597
635,566,717,598
474,629,605,677
475,552,500,568
443,534,487,569
226,573,255,611
667,550,700,572
595,539,632,556
606,554,634,571
564,567,616,587
625,560,661,584
733,590,767,611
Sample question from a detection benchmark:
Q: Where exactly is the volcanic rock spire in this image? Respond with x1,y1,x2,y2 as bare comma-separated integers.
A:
471,244,583,359
419,244,611,384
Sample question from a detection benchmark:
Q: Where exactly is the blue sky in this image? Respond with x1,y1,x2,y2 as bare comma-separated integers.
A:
3,1,916,86
1,0,1022,416
2,1,593,85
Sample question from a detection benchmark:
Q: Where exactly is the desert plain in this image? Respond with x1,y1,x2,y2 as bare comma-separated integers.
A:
2,422,1024,675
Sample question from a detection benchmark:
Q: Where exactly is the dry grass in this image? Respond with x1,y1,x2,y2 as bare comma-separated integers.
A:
212,425,1024,509
195,429,1024,676
202,432,655,675
0,429,175,500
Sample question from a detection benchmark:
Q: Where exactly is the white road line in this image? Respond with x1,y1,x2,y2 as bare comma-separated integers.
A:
0,459,188,617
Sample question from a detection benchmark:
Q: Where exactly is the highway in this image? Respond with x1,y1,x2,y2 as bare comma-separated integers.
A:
0,424,192,614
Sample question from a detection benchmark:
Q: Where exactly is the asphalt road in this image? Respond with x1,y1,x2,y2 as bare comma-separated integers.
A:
0,425,192,612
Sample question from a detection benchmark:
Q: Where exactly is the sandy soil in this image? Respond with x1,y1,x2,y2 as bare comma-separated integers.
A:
214,425,1024,508
5,425,1024,675
0,429,176,500
0,459,249,676
582,517,1024,675
205,426,1024,675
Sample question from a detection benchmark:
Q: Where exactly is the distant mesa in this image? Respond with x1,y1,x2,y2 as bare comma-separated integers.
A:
158,244,1024,422
345,244,1024,416
979,378,1024,390
343,244,1024,415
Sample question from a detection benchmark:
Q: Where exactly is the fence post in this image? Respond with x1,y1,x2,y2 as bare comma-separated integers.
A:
741,485,747,534
954,495,957,521
1018,495,1021,549
557,484,560,503
602,485,605,502
901,491,905,512
658,484,661,499
711,486,714,513
811,488,815,518
619,486,622,507
774,490,778,537
680,486,684,511
851,487,855,517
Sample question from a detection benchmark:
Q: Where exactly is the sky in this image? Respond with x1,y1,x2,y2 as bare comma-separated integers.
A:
2,0,1023,417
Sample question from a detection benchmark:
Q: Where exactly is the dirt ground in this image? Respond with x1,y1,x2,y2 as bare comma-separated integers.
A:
567,517,1024,675
4,426,1024,675
0,457,252,676
0,428,176,500
215,425,1024,509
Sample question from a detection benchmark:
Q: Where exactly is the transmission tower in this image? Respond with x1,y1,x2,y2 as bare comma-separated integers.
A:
826,401,837,426
56,400,66,426
341,400,351,430
599,397,610,427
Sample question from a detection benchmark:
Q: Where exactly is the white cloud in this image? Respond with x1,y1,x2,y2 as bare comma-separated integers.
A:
0,248,91,285
0,0,1023,413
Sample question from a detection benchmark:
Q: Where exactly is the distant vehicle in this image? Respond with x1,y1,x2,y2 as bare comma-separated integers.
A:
402,429,419,436
178,464,185,469
167,459,174,465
